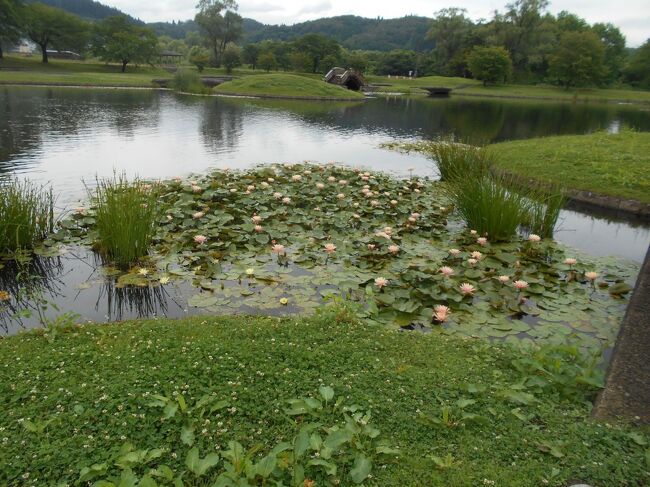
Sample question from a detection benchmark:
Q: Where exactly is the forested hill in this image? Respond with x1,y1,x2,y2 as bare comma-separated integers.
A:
242,15,436,51
25,0,436,52
26,0,142,24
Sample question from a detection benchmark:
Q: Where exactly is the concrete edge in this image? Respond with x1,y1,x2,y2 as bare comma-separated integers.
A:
491,169,650,221
592,244,650,423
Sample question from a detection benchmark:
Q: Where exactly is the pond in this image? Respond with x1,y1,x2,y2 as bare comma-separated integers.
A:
0,86,649,335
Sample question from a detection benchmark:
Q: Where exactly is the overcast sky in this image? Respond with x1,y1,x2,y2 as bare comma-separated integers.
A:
109,0,649,47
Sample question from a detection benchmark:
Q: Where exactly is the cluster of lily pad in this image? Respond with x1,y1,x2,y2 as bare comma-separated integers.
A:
48,163,636,351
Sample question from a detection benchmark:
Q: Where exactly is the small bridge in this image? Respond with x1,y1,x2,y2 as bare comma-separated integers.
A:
421,87,452,96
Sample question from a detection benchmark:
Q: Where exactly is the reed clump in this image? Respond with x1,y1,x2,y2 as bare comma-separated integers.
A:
90,174,161,268
0,179,54,253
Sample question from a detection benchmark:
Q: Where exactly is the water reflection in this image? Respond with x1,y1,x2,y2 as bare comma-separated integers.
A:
0,255,64,332
98,281,171,321
1,87,649,262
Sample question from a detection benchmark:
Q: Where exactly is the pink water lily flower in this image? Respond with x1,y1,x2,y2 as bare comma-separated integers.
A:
324,243,337,253
467,258,478,266
459,283,476,295
282,197,291,204
477,237,488,246
193,211,205,219
470,251,483,260
433,305,450,322
564,258,577,265
316,182,325,189
498,275,510,283
449,248,461,257
374,277,389,289
337,193,345,199
291,175,302,181
194,235,207,245
191,185,202,193
528,234,541,242
273,192,283,199
254,225,263,232
439,266,454,276
271,244,285,254
252,215,262,223
513,280,529,290
367,244,376,250
585,271,598,281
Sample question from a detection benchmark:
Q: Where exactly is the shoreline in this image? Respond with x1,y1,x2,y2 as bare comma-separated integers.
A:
0,81,366,101
3,80,648,105
491,168,650,221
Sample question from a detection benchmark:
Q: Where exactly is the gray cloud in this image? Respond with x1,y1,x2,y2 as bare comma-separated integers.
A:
297,1,333,15
239,1,284,14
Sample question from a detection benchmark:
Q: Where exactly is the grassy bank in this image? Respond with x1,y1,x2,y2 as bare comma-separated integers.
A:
0,55,169,87
214,73,365,100
1,308,647,486
367,74,650,103
489,130,650,204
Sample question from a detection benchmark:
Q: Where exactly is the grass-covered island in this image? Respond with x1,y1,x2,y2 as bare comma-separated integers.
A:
214,73,365,100
489,130,650,205
1,309,649,486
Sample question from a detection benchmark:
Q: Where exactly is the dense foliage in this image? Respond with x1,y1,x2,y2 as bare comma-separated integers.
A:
91,15,158,72
0,310,648,485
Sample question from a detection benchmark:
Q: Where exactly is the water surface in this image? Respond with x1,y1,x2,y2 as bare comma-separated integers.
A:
1,86,649,264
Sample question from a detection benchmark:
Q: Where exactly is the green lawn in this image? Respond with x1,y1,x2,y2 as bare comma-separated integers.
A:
0,307,647,486
489,130,650,204
0,54,169,87
214,73,364,99
4,55,649,104
366,73,650,103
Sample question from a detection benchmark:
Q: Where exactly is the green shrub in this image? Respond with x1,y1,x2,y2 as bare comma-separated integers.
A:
90,174,161,268
170,69,210,94
0,179,54,253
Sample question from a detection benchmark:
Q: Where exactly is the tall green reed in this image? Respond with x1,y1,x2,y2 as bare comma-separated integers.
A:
445,174,530,241
428,141,492,181
0,179,54,253
523,186,566,238
89,174,161,268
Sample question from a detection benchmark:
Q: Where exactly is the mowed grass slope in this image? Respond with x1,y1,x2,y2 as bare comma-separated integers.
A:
489,130,650,203
214,73,365,99
0,309,647,486
0,55,169,87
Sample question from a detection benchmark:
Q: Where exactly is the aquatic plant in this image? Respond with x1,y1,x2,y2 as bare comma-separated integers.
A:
89,174,161,268
0,179,54,253
47,163,635,352
445,174,528,241
170,69,210,95
524,185,566,238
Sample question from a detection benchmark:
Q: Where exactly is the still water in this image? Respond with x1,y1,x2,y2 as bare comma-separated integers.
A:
1,86,649,265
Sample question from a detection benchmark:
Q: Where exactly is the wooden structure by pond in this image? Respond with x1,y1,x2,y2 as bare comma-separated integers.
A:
158,50,183,65
422,87,452,96
324,67,367,91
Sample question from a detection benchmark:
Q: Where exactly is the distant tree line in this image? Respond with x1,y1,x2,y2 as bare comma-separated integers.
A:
1,0,649,88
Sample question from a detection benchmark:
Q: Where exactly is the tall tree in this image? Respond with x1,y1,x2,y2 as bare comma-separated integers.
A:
624,39,650,88
548,31,606,88
292,33,341,73
467,46,512,85
491,0,549,79
194,0,242,65
426,8,476,76
23,3,88,63
91,16,158,72
592,23,626,83
0,0,23,60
